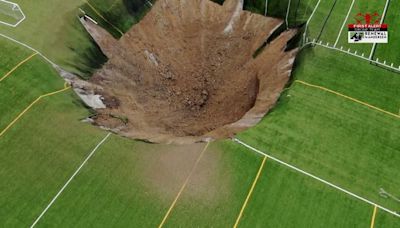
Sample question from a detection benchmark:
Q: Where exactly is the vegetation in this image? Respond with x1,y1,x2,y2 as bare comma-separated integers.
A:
238,47,400,211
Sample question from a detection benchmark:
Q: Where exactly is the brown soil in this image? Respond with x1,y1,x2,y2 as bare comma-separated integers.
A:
80,0,298,144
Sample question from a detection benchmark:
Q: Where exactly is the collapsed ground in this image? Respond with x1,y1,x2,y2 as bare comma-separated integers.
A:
77,0,297,143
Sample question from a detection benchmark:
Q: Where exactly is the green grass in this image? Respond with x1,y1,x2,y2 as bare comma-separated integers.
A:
306,0,336,40
162,141,261,227
293,47,400,113
0,5,22,26
33,135,207,227
238,48,400,211
374,0,400,66
318,0,353,43
0,54,65,131
0,37,31,76
31,139,262,227
238,159,372,227
86,0,151,34
335,0,386,55
0,0,110,77
375,209,400,228
286,0,320,27
0,90,107,227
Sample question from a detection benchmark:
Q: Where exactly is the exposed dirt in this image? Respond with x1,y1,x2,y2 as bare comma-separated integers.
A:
79,0,298,144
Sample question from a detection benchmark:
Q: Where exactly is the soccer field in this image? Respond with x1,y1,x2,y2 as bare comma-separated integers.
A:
1,0,400,227
238,46,400,210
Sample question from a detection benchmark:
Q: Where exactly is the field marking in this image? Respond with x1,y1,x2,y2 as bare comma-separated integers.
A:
333,0,355,47
86,1,124,36
302,0,322,44
0,33,57,67
370,205,378,228
294,80,400,119
0,83,70,138
233,156,267,228
285,0,291,28
368,0,390,60
158,142,210,228
0,52,37,82
233,138,400,218
302,41,400,73
30,132,111,228
264,0,268,15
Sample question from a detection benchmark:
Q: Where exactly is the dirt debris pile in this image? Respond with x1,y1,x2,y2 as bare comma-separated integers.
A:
78,0,298,144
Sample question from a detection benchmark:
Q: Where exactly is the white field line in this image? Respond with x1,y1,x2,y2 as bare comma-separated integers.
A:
302,0,322,44
285,0,291,28
303,40,400,73
0,0,26,27
233,138,400,218
0,32,57,67
369,0,390,60
30,133,112,228
264,0,268,16
334,0,355,47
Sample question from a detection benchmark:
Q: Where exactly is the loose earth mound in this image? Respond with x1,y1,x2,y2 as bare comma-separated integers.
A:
78,0,298,144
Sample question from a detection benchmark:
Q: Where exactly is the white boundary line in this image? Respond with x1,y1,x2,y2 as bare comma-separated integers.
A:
0,0,26,27
30,132,112,228
264,0,268,16
0,32,57,67
302,0,322,44
233,138,400,218
368,0,390,60
285,0,291,28
303,40,400,73
333,0,355,47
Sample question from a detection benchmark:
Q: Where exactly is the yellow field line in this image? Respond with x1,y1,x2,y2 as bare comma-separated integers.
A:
86,1,124,36
0,84,71,138
233,156,267,228
158,142,210,228
0,53,37,82
370,205,378,228
295,80,400,119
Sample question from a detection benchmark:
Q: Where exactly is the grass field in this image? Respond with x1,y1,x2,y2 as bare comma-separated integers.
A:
0,91,107,226
0,52,65,131
236,158,372,227
0,0,24,26
238,46,400,211
305,0,336,40
374,0,400,66
317,0,352,43
1,0,400,227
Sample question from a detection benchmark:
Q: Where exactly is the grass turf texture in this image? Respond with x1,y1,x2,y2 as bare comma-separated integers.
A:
317,0,353,43
294,46,400,113
374,0,400,66
0,37,30,76
159,141,261,227
374,209,400,228
0,90,107,227
0,54,65,131
238,47,400,211
31,140,262,227
237,158,372,227
0,0,23,26
305,0,336,40
31,135,205,227
0,0,110,77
